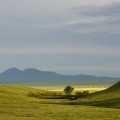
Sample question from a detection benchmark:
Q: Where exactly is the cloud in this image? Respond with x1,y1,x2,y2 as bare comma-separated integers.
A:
66,2,120,34
1,0,119,35
36,2,120,35
0,46,120,57
72,2,120,17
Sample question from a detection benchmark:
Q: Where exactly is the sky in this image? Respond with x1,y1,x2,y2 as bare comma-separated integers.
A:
0,0,120,77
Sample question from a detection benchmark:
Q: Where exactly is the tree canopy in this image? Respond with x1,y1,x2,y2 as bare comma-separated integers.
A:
64,86,74,95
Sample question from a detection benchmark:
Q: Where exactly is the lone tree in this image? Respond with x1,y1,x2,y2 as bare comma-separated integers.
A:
64,86,74,95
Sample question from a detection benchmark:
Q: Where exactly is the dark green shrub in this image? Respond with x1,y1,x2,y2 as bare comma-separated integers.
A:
75,91,89,98
64,86,74,95
75,91,82,97
82,91,89,96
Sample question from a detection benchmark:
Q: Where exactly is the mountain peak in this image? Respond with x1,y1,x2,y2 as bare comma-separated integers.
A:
23,68,42,74
2,67,21,74
0,68,120,85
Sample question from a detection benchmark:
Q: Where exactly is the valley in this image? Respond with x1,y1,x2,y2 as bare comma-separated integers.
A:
0,81,120,120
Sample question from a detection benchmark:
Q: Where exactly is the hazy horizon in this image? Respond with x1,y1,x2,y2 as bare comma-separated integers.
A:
0,67,120,78
0,0,120,77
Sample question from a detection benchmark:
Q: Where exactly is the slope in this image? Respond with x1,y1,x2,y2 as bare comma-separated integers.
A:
74,81,120,108
0,85,120,120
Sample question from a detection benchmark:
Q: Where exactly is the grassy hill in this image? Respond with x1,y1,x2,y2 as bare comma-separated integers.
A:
107,81,120,91
70,81,120,108
0,84,120,120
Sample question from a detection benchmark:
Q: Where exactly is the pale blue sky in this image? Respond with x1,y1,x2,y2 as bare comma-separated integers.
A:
0,0,120,77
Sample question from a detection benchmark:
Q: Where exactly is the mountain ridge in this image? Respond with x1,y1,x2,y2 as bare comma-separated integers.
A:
0,68,120,86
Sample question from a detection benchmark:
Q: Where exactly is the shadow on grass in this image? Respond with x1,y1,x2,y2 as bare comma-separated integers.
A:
63,97,120,109
38,97,120,109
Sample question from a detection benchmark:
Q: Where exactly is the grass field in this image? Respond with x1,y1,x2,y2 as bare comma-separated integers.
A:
31,86,107,94
0,83,120,120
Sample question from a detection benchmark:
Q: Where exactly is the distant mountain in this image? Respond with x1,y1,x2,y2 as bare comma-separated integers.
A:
0,68,120,86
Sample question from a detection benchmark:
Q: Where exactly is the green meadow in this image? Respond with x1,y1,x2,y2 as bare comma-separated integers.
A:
0,82,120,120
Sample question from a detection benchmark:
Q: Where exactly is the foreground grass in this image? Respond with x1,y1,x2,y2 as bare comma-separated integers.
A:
0,85,120,120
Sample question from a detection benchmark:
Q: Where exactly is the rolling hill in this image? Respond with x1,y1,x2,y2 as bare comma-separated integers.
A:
0,84,120,120
0,68,120,86
72,81,120,108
